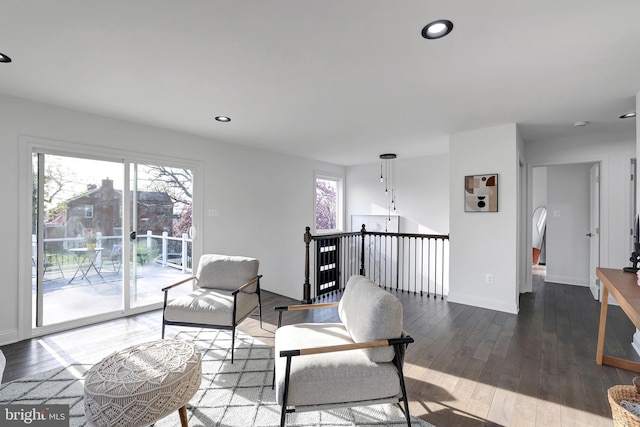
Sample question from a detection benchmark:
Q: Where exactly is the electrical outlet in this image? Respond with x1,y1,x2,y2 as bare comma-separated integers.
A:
485,274,493,284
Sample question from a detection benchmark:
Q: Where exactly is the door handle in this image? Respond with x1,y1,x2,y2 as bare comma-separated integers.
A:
586,233,593,237
129,231,137,241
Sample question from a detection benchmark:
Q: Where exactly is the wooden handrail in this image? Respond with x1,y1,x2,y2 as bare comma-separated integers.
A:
275,302,339,312
275,301,340,327
232,274,263,295
161,275,197,292
302,225,449,302
279,336,414,357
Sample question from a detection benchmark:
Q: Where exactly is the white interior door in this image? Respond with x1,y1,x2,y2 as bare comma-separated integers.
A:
589,163,601,300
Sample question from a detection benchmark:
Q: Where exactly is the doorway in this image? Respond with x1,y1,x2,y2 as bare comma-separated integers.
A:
530,162,600,298
31,150,195,331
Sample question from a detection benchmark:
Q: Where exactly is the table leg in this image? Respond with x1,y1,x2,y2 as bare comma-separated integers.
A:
87,260,104,280
178,405,188,427
596,285,609,365
68,256,86,283
78,256,92,283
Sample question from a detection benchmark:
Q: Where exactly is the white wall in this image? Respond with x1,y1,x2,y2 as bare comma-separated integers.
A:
525,129,635,272
545,163,592,286
448,124,520,314
346,153,449,234
0,94,344,345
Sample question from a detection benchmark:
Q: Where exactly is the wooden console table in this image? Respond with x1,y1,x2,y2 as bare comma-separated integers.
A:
596,267,640,372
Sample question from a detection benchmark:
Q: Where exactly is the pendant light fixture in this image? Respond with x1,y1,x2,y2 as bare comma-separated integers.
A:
379,153,397,229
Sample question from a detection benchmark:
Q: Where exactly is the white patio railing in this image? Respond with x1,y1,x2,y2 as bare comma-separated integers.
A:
33,230,193,274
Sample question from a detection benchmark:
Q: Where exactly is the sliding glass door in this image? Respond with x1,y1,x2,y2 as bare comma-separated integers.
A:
128,163,194,308
31,151,194,329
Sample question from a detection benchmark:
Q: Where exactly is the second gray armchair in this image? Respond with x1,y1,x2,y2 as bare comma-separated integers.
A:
161,254,262,363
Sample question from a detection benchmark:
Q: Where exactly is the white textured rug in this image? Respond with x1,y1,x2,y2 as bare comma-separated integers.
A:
0,330,432,427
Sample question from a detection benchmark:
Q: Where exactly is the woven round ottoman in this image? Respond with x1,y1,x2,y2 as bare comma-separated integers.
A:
84,339,202,427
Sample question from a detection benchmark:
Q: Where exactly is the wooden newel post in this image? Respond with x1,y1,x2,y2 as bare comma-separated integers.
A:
359,224,366,276
302,226,312,304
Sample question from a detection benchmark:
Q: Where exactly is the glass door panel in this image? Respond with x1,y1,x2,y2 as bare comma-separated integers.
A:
31,150,195,332
32,153,125,326
129,163,193,308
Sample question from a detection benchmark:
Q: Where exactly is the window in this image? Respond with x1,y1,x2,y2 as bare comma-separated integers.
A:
314,173,343,233
85,205,94,218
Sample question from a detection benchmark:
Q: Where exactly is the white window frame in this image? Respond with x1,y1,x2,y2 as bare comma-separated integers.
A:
85,205,94,218
313,171,344,234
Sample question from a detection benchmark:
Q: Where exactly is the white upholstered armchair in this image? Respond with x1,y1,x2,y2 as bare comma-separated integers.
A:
274,275,413,426
161,254,262,363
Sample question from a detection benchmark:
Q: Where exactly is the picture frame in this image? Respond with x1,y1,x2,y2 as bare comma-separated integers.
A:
464,174,498,212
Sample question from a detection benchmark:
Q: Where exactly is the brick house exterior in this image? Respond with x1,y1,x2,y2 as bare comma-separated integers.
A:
46,178,173,241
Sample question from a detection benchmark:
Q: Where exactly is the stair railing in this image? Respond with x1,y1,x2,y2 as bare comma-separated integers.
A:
302,225,449,302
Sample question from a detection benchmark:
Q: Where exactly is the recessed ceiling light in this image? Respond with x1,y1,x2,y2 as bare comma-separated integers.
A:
215,116,231,122
422,20,454,40
619,112,636,119
573,121,588,127
0,52,12,63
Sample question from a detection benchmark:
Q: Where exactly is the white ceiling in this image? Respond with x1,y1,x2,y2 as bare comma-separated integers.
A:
1,1,638,166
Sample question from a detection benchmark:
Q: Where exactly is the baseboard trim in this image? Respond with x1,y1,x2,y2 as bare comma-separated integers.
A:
0,329,19,346
545,274,589,287
446,293,518,314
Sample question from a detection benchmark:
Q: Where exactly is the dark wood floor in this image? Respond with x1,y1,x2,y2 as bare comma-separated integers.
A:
2,274,638,426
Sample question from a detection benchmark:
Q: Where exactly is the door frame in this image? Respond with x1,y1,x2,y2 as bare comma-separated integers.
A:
589,162,601,300
524,158,608,294
18,135,203,341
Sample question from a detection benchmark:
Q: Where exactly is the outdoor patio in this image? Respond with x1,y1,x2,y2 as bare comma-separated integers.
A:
33,257,193,326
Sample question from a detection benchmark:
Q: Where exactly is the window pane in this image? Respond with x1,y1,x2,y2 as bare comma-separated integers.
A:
316,178,337,230
30,146,197,334
130,163,193,308
32,153,124,326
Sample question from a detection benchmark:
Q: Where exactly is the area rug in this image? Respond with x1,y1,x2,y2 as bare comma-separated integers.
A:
0,330,433,426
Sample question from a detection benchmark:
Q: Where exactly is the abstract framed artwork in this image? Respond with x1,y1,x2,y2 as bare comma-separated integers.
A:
464,174,498,212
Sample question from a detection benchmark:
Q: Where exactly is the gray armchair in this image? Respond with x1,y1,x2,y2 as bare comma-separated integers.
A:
274,275,413,426
161,254,262,363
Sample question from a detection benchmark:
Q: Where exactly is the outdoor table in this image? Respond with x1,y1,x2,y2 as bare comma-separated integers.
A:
68,247,104,283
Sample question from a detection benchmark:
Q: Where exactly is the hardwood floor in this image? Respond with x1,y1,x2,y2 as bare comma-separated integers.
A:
2,274,638,426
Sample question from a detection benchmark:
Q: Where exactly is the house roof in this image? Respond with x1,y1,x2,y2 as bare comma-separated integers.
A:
45,214,65,226
65,185,172,206
0,1,637,166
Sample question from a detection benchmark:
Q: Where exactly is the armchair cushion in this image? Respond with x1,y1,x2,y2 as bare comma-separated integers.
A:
338,275,403,362
164,288,259,326
274,322,401,408
195,254,259,292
